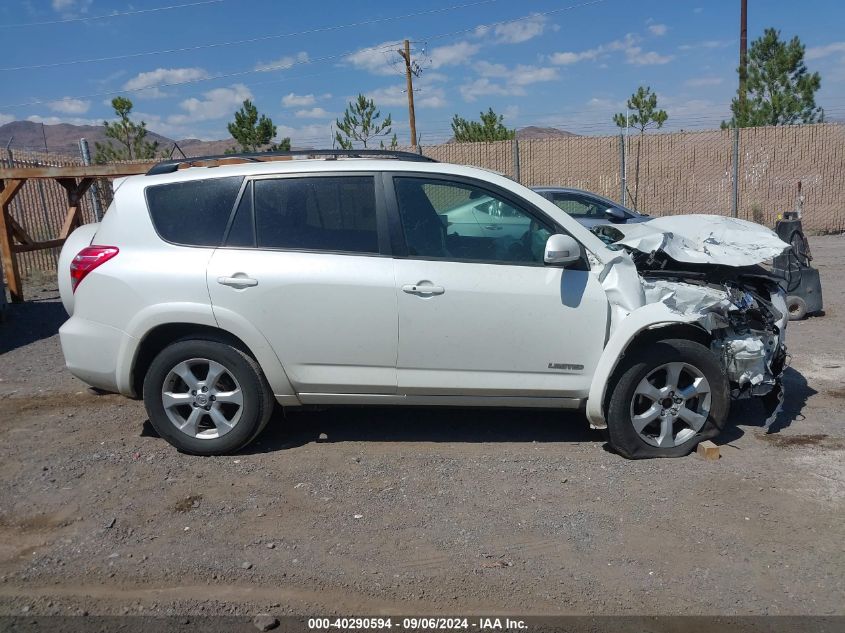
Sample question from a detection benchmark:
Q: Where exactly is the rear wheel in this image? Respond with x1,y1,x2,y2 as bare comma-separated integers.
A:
606,339,729,459
143,339,274,455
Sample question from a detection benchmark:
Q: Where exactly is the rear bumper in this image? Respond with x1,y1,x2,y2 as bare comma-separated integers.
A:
59,316,134,394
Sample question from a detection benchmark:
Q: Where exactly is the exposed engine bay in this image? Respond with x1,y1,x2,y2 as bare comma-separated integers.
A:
592,215,790,427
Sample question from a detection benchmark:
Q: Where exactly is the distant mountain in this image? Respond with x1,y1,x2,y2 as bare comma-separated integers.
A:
444,126,577,143
0,120,580,160
516,126,577,140
0,120,236,159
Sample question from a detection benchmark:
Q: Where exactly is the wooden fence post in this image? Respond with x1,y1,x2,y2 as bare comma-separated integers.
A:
0,179,27,302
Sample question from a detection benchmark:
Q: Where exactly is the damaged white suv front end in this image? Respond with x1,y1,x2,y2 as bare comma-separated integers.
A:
585,214,789,454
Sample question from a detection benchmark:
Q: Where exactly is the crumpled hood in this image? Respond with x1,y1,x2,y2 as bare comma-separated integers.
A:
608,214,790,266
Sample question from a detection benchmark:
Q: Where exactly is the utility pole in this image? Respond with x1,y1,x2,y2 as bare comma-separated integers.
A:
397,39,418,148
78,138,104,221
739,0,748,117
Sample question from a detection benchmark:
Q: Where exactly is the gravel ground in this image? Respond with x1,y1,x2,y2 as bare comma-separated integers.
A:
0,236,843,617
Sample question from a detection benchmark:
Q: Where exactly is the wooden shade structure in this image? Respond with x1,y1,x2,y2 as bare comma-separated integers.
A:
0,163,149,302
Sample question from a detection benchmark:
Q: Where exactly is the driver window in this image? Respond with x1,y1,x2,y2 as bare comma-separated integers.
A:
394,177,553,264
551,193,602,218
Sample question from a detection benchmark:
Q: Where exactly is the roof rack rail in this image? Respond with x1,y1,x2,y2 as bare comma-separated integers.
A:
145,148,436,175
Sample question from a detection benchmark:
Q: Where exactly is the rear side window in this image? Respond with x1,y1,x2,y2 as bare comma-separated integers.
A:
247,176,378,253
146,176,243,246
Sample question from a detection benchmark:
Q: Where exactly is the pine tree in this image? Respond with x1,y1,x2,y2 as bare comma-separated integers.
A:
334,94,393,149
451,108,515,142
227,99,290,153
94,97,159,163
613,86,668,210
723,28,823,128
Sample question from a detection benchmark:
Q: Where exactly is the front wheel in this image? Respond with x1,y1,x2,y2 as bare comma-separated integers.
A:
606,339,729,459
142,338,274,455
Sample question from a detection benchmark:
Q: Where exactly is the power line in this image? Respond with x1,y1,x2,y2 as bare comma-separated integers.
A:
0,0,233,29
0,0,500,72
0,0,604,108
0,43,402,109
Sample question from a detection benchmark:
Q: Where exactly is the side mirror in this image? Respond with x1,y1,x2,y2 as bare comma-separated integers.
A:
604,206,627,221
544,234,581,266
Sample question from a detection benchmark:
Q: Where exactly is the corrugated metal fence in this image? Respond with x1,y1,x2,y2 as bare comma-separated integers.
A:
3,123,844,277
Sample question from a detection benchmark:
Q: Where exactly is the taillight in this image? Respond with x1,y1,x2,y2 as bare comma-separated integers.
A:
70,246,119,292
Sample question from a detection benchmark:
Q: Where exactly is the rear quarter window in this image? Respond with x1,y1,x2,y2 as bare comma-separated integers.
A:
145,176,243,246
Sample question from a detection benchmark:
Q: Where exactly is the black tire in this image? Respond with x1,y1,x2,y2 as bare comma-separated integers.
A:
606,339,729,459
142,338,274,455
786,295,807,321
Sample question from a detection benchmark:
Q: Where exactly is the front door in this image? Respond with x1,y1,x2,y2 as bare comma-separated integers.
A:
207,174,398,395
389,175,609,398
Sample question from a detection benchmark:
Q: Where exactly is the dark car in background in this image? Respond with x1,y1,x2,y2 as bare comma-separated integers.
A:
531,187,650,228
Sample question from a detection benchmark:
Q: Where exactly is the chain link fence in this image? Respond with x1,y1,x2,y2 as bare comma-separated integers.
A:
2,123,843,277
415,122,845,233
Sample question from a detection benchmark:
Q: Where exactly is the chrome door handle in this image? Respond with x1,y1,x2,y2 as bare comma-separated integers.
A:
483,225,503,231
217,275,258,288
402,283,445,296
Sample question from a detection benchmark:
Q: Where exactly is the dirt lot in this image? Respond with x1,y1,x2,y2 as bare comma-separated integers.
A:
0,236,843,618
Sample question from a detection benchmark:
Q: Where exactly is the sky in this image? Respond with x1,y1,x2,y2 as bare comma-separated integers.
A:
1,0,844,146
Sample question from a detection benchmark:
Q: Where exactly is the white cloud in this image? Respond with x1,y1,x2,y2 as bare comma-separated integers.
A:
48,97,91,114
52,0,91,16
25,114,100,126
549,51,598,65
685,76,724,87
92,69,127,86
625,48,673,65
491,14,548,44
132,112,199,139
586,97,625,111
282,93,316,107
123,67,209,99
366,84,447,109
550,33,672,67
475,61,558,85
428,41,480,68
648,23,668,36
346,41,400,76
295,107,332,119
347,40,478,75
0,112,16,125
650,94,730,130
806,42,845,60
276,123,334,147
460,78,526,102
168,84,253,124
254,51,309,72
421,71,449,83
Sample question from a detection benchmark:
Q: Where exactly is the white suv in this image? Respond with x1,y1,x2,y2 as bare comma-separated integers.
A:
58,150,790,458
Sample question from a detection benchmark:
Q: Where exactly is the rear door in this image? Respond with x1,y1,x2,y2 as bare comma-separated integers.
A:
207,172,398,395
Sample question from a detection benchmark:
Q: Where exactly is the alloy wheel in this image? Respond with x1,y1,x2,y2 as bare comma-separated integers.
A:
161,358,244,439
629,361,712,448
